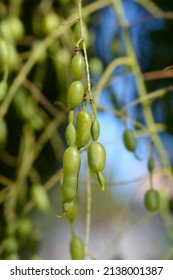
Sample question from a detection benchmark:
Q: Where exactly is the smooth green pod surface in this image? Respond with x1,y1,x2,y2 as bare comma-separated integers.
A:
91,119,100,141
62,174,78,202
67,81,84,110
65,123,76,146
70,236,85,260
75,109,92,149
87,141,106,173
63,146,81,174
71,53,85,80
123,128,136,152
144,189,159,212
62,147,81,201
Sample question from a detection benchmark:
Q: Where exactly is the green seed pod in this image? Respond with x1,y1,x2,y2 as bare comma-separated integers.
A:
91,118,100,141
63,199,78,222
65,123,76,146
123,128,136,152
75,109,92,149
144,189,159,212
71,52,85,80
87,141,106,173
62,147,81,201
0,118,8,147
63,146,81,174
62,174,78,201
67,81,84,110
70,236,85,260
148,155,154,174
68,110,74,124
31,184,51,213
0,81,8,102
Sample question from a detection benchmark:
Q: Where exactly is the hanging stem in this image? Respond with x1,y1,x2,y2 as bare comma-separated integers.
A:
77,0,97,118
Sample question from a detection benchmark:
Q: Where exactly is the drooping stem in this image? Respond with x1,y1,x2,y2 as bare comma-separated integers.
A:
77,0,97,118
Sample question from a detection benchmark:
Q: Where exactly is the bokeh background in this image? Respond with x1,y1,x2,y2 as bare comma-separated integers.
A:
0,0,173,260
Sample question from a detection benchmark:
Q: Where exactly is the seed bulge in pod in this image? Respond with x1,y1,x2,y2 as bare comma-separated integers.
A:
65,123,76,146
62,175,78,202
91,118,100,141
75,109,92,149
123,128,136,152
87,141,106,173
71,52,85,80
63,146,81,174
67,81,84,110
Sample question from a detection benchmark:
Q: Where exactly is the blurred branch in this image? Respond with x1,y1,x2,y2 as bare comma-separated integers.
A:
23,79,59,117
23,168,62,214
144,70,173,81
134,0,163,15
97,105,146,130
95,57,134,104
0,149,17,167
34,113,65,160
15,125,35,193
123,86,173,112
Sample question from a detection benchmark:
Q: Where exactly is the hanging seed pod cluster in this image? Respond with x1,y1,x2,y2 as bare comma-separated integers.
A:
60,2,106,260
